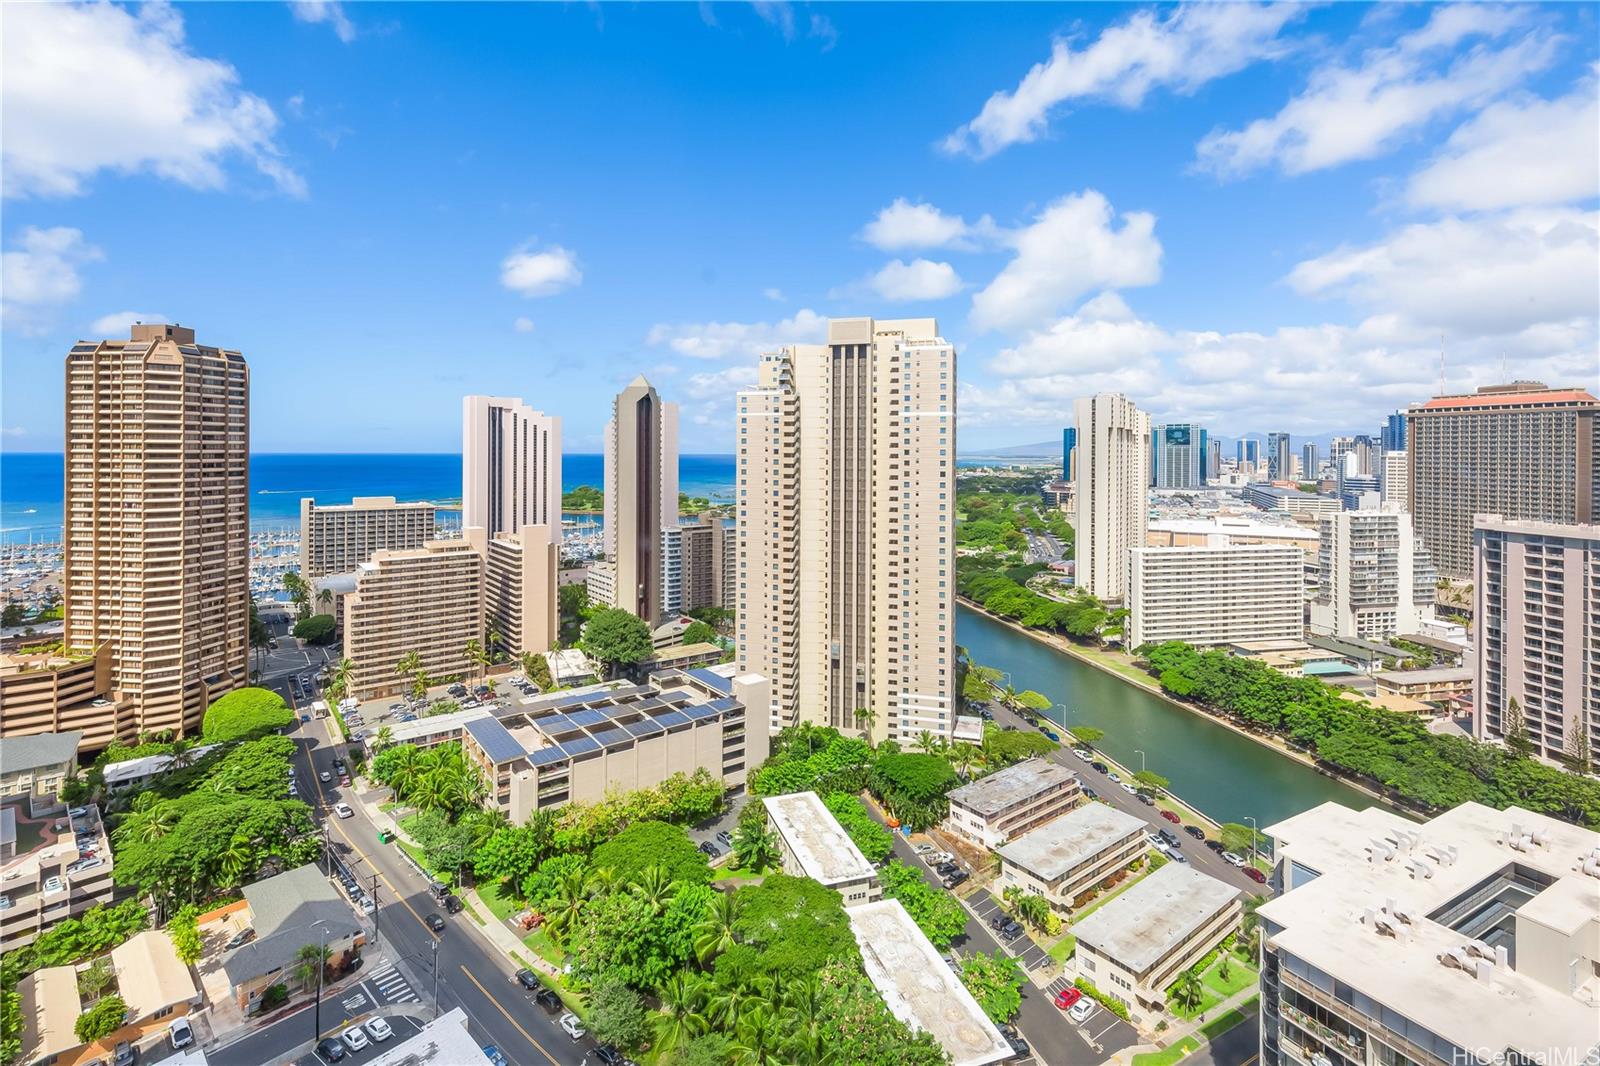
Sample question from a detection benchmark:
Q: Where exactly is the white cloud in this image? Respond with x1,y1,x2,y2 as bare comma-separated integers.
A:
91,311,169,337
513,316,535,333
750,2,836,49
988,293,1172,376
1287,208,1599,335
2,1,305,199
1407,77,1600,212
1194,5,1558,178
646,308,827,360
1,227,102,332
681,364,761,428
944,3,1305,158
500,245,581,297
289,1,357,43
859,198,997,252
970,190,1162,333
855,259,963,303
762,287,785,302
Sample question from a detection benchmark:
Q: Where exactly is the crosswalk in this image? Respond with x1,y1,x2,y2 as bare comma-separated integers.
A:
367,965,419,1006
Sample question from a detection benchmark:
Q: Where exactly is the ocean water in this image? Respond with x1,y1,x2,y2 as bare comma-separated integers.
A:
0,452,736,543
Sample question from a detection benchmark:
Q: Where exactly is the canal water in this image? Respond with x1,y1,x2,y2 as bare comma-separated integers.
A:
957,604,1376,829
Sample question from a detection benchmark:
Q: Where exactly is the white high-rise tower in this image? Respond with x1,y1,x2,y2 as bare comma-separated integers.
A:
1074,393,1150,602
462,396,561,541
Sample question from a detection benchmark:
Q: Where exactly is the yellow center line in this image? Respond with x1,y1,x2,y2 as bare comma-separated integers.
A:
456,964,560,1065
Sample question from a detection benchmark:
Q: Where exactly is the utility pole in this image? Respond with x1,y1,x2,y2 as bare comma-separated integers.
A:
312,920,329,1044
372,873,380,945
430,936,441,1019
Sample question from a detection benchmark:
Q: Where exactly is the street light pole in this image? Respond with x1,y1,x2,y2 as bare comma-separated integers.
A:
312,920,329,1044
430,936,441,1020
1245,816,1259,870
1134,749,1146,774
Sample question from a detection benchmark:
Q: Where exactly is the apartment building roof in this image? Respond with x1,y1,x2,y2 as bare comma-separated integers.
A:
947,758,1077,818
1372,666,1473,687
996,801,1144,880
1073,863,1240,974
16,966,79,1064
1261,801,1600,1064
846,899,1012,1066
225,864,361,984
102,744,222,788
366,1007,493,1066
0,731,82,775
763,791,876,887
1415,388,1595,410
463,716,526,764
110,930,198,1019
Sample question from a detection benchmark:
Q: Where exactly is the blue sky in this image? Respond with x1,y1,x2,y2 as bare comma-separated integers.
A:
2,1,1596,454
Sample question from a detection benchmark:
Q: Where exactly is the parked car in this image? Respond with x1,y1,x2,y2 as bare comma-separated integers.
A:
515,968,541,991
226,927,256,949
316,1038,346,1063
340,1026,369,1052
320,770,332,783
1205,840,1226,854
1184,825,1206,840
481,1046,507,1066
935,862,959,876
443,894,464,914
697,841,722,857
1068,997,1097,1024
1160,810,1182,825
425,913,447,932
1083,788,1099,801
1042,730,1060,742
595,1046,625,1066
1136,792,1155,806
1169,850,1189,864
364,1017,393,1042
912,842,935,855
1222,851,1248,868
999,919,1023,939
943,870,969,889
1072,748,1093,761
1053,987,1082,1011
534,987,562,1012
1091,761,1109,774
168,1018,194,1049
716,830,734,847
988,914,1007,931
559,1012,586,1040
1245,867,1267,884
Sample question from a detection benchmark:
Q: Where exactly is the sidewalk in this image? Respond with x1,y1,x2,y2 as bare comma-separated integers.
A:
460,888,561,979
1098,985,1260,1066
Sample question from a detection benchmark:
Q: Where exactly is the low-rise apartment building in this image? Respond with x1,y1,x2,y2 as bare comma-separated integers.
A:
994,803,1147,916
446,668,769,820
0,731,82,811
942,758,1081,849
1127,544,1304,648
0,647,123,752
1373,666,1473,703
1073,863,1241,1029
299,496,436,580
0,802,115,949
1258,801,1600,1066
764,790,881,906
219,864,364,1013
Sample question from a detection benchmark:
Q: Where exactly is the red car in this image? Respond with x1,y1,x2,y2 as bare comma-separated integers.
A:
1160,811,1181,824
1053,988,1082,1011
1244,867,1266,884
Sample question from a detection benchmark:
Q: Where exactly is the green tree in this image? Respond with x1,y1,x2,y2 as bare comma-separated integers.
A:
680,620,718,646
1504,698,1534,759
74,994,127,1043
292,613,337,645
879,861,967,948
867,753,959,831
294,943,331,992
652,972,708,1055
76,956,117,1000
732,875,859,980
588,971,652,1051
591,821,712,886
1069,725,1104,748
1168,967,1203,1013
562,485,605,510
2,985,21,1065
520,650,554,691
693,890,741,965
201,687,294,742
1220,823,1265,859
464,638,490,681
168,903,203,965
473,823,552,892
581,608,653,678
821,793,894,864
960,951,1024,1023
1132,770,1170,796
729,822,779,873
1567,726,1594,777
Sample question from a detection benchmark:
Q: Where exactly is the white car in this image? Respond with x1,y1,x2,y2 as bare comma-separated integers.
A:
320,770,332,783
1068,997,1097,1024
911,842,935,855
559,1012,586,1040
1223,851,1248,868
364,1017,393,1042
341,1025,370,1051
1072,749,1093,761
167,1018,194,1049
1120,782,1139,795
1106,771,1121,783
334,802,354,819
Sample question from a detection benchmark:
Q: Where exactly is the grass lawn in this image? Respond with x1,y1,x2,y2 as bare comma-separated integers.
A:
1131,1036,1200,1066
522,927,564,967
1199,997,1259,1041
1047,933,1077,965
1168,952,1259,1020
477,880,521,923
712,866,767,883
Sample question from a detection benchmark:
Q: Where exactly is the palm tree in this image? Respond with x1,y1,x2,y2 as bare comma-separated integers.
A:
708,982,753,1031
950,742,981,781
121,806,175,845
630,865,674,915
852,706,876,744
464,639,489,682
784,974,826,1042
652,972,708,1055
395,651,422,686
168,738,198,770
693,889,741,964
215,834,256,888
1169,967,1203,1013
544,867,590,941
487,629,505,663
372,725,395,752
730,824,779,873
294,943,331,992
383,744,422,801
410,671,433,701
585,865,620,898
328,657,354,703
912,730,936,754
730,1003,791,1066
316,587,333,616
1240,893,1267,956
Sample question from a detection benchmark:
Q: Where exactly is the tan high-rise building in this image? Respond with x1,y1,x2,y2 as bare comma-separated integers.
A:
1074,393,1150,602
299,496,435,579
602,376,678,624
1473,516,1598,762
462,396,561,541
661,515,736,618
61,323,248,740
1406,382,1597,577
736,316,955,743
485,525,560,661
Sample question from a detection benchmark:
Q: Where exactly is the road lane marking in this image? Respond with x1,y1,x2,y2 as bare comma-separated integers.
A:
456,964,559,1065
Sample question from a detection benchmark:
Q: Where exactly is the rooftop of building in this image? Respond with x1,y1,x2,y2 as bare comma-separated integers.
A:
305,495,434,512
947,758,1077,818
0,731,83,774
1072,862,1241,974
224,864,361,983
1261,801,1600,1063
763,791,877,887
846,899,1013,1066
102,745,222,787
1306,633,1408,660
365,1007,493,1066
16,965,79,1063
1147,516,1320,538
0,647,96,676
1373,666,1474,686
1472,514,1600,540
313,572,361,595
996,802,1145,880
110,929,198,1019
1413,383,1596,411
0,801,110,884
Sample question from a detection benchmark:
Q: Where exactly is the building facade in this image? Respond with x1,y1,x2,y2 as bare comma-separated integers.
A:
1406,382,1597,577
941,757,1081,849
1382,411,1406,453
601,377,679,625
1380,451,1408,512
661,515,735,618
736,317,955,742
462,395,561,541
1258,801,1600,1066
994,803,1147,917
1062,426,1077,482
1127,545,1304,648
343,534,486,698
299,496,436,579
0,802,114,949
0,648,120,751
1310,512,1437,641
1300,443,1319,481
485,525,559,660
1243,484,1341,517
1150,423,1207,489
1074,393,1150,602
1267,432,1292,481
62,323,248,741
1473,516,1598,762
0,733,82,810
763,790,881,906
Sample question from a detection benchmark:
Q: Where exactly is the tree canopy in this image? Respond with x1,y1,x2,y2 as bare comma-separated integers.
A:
880,861,967,948
581,608,654,676
292,613,337,645
822,793,894,864
868,753,959,831
731,875,859,980
591,821,712,886
201,687,294,742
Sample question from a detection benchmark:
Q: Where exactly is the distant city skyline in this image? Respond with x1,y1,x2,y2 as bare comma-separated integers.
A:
3,3,1595,454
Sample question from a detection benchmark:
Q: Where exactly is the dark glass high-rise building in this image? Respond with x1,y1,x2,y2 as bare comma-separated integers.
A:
1382,412,1406,453
1062,426,1077,481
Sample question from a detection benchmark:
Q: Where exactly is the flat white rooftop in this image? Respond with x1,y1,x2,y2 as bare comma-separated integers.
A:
847,899,1012,1066
366,1007,493,1066
996,801,1144,880
763,791,876,887
1073,862,1240,974
1262,801,1600,1064
948,757,1077,819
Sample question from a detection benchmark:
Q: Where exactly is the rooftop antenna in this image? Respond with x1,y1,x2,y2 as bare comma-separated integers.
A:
1501,350,1508,382
1438,336,1446,396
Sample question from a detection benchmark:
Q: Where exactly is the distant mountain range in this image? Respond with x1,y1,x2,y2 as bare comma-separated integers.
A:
960,440,1061,458
965,428,1391,461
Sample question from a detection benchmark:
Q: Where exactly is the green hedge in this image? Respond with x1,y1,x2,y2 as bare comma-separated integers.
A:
201,687,294,742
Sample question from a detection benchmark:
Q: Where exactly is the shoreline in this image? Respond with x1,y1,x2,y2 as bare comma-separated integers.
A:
959,597,1415,818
